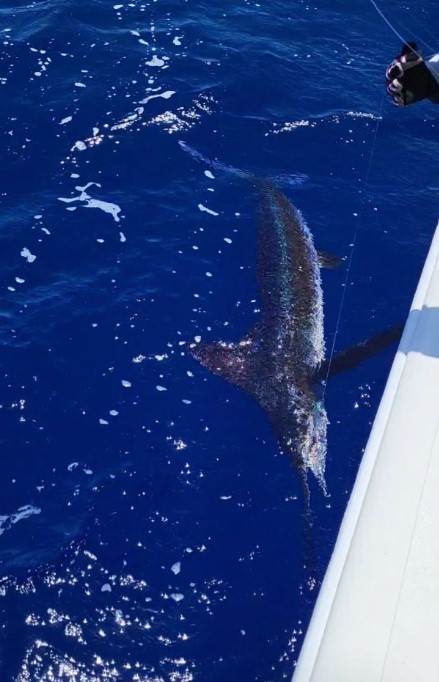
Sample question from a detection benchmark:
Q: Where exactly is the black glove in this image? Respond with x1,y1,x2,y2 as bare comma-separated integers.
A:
386,42,439,106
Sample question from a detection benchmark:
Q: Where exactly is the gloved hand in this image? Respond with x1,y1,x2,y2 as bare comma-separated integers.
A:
385,42,439,106
386,43,424,106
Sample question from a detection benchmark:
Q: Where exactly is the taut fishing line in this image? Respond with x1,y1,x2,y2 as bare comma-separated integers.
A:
322,93,385,393
323,0,438,386
368,0,436,57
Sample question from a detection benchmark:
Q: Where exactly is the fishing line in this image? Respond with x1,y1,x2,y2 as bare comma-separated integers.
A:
324,1,439,385
368,0,436,57
323,1,437,385
322,92,386,393
405,11,439,54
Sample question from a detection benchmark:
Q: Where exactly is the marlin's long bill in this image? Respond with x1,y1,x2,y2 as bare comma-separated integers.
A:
178,140,309,188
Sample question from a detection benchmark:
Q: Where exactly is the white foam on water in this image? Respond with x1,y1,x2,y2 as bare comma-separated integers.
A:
0,504,41,536
20,248,36,263
346,110,381,120
58,182,122,223
71,140,87,151
139,89,175,105
267,111,381,138
146,54,164,67
87,199,121,222
170,593,184,602
198,203,218,216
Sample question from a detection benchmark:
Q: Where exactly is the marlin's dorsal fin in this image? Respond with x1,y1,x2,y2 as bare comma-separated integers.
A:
317,251,343,269
188,324,261,391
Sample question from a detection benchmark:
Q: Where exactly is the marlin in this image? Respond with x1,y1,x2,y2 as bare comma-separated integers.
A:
189,181,330,503
182,142,402,567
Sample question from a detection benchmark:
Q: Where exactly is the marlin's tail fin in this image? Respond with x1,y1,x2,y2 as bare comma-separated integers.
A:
178,140,308,188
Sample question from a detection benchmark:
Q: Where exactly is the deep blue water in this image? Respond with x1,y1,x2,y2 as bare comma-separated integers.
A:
1,1,439,680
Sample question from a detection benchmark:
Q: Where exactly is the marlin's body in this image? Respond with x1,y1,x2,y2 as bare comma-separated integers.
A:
190,182,329,493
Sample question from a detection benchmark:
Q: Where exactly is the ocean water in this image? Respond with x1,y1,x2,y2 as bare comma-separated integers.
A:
1,1,439,680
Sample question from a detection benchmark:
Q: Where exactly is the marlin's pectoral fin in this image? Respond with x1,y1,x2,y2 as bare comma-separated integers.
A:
189,326,261,391
317,251,343,269
317,324,404,379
